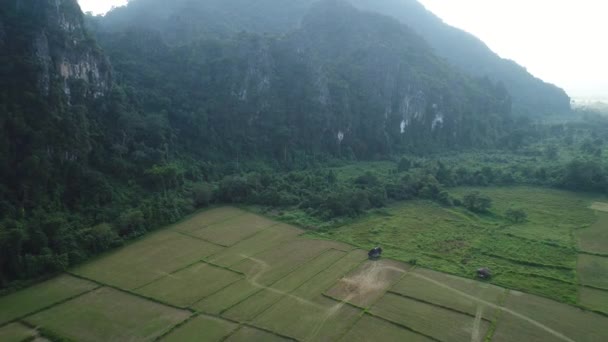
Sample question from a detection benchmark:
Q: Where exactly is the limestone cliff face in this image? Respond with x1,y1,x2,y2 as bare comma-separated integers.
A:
3,0,111,99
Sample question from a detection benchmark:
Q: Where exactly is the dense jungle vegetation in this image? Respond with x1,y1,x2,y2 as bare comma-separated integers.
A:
0,0,606,289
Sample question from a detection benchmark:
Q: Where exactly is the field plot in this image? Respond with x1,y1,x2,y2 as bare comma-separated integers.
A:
26,287,190,342
162,315,237,342
578,254,608,289
579,287,608,314
192,279,260,315
340,314,432,342
231,239,344,286
495,291,608,342
180,213,277,246
370,292,490,342
578,212,608,254
170,207,247,232
325,259,408,308
209,224,302,267
452,186,596,246
223,249,346,322
136,262,242,308
224,326,292,342
252,295,362,341
391,268,505,319
0,323,39,342
0,274,97,325
72,230,223,289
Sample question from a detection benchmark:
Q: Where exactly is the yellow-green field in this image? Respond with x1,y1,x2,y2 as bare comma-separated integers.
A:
1,205,607,341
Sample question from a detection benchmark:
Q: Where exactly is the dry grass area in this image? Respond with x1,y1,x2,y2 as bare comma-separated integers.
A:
590,202,608,213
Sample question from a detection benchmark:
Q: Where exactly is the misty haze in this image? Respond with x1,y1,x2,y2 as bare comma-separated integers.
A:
0,0,607,341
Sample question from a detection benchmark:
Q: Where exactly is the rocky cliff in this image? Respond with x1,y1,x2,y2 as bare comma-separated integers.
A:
1,0,111,99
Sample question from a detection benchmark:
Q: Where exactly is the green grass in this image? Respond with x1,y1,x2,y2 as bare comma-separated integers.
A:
579,287,608,314
178,213,277,246
370,292,490,342
0,274,97,325
191,279,260,315
25,287,191,342
252,295,362,341
136,262,242,308
578,212,608,254
450,186,597,246
391,268,505,320
0,323,38,342
499,291,608,342
224,326,291,342
162,315,238,342
208,224,302,267
339,314,432,342
316,186,597,303
72,230,223,289
577,254,608,289
223,249,346,322
169,207,248,233
230,239,344,286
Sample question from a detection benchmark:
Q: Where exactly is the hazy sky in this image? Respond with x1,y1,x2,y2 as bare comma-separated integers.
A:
78,0,607,98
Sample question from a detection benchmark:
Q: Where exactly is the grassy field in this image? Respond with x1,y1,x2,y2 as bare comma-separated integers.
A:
339,314,432,342
136,262,242,308
578,254,608,289
498,291,608,342
177,212,277,246
162,315,237,342
370,292,490,342
72,230,224,289
579,287,608,314
209,224,303,267
0,274,97,325
313,186,600,303
1,205,608,342
391,268,505,320
578,211,608,254
0,323,39,342
25,287,190,341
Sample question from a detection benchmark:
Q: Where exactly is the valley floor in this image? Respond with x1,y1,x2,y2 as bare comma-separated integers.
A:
1,202,607,341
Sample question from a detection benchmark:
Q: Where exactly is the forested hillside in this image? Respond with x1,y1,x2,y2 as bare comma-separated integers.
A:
93,0,571,116
0,0,596,289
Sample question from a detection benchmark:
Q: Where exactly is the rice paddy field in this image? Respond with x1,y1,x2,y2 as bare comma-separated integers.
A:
1,199,608,341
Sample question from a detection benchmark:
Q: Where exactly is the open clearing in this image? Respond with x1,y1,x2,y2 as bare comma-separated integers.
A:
1,205,608,341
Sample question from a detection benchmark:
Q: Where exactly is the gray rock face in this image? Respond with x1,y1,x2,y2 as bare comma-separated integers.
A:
6,0,112,99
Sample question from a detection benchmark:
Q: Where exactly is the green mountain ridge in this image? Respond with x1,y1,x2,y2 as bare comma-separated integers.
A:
92,0,571,116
